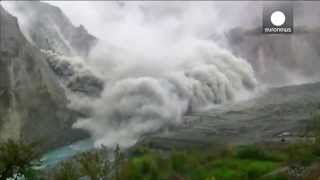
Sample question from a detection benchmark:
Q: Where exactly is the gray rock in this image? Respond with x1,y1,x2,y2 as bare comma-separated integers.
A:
0,5,88,150
226,26,320,86
44,51,104,97
67,74,104,97
46,54,75,78
8,1,104,97
9,1,97,57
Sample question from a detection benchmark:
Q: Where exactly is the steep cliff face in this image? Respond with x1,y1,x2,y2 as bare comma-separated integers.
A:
0,5,86,148
3,1,104,97
5,1,97,57
226,27,320,85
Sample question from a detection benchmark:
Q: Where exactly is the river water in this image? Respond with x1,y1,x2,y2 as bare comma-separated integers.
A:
36,139,94,169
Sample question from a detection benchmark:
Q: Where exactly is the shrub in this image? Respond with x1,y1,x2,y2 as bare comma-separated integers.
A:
119,155,159,180
0,139,41,180
77,149,110,180
286,142,315,166
53,161,80,180
170,151,189,173
311,112,320,156
236,145,275,161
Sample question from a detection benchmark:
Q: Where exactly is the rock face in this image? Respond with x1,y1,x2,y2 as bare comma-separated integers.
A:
67,74,104,97
226,27,320,85
44,51,104,97
0,5,87,149
8,1,97,57
4,1,104,97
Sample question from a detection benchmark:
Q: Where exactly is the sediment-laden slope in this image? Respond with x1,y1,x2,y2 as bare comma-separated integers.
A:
151,25,320,149
0,5,86,149
142,82,320,149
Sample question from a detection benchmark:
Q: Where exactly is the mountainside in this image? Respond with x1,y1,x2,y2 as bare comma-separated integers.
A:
226,27,320,85
0,5,87,150
2,1,320,154
7,1,97,57
142,81,320,149
3,2,104,97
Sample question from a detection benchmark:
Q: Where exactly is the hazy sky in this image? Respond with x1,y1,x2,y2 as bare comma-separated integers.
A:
46,1,320,40
45,1,262,40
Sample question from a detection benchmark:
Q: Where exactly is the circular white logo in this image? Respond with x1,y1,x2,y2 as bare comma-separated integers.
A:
270,11,286,27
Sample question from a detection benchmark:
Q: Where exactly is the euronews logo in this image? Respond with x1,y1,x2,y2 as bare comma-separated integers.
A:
263,5,293,34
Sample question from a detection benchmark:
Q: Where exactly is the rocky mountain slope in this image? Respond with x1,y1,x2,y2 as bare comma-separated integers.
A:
142,81,320,149
4,2,104,97
140,26,320,149
2,1,320,153
7,1,97,57
226,27,320,86
0,5,87,150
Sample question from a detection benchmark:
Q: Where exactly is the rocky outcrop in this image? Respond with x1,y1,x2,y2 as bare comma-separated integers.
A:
67,74,104,97
8,1,97,57
226,27,320,85
0,5,87,150
43,50,104,97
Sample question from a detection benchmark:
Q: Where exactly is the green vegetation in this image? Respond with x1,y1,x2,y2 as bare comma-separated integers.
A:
0,139,41,180
53,161,80,180
1,112,320,180
51,145,124,180
117,137,320,180
77,148,111,180
115,111,320,180
310,111,320,156
118,145,282,180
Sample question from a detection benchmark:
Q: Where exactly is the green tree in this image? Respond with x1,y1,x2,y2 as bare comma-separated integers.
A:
53,161,80,180
0,139,41,180
77,147,111,180
114,144,124,180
